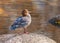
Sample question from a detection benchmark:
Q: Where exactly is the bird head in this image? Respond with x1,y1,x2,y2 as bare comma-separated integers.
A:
22,9,29,16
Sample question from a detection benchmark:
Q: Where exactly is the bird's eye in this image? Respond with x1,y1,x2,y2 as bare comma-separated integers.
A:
49,17,60,28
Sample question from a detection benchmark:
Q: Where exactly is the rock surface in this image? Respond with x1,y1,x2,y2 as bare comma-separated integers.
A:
0,33,56,43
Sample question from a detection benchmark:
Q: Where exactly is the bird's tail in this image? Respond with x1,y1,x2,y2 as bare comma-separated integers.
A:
9,25,16,30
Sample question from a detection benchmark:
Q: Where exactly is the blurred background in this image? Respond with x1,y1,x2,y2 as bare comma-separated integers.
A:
0,0,60,43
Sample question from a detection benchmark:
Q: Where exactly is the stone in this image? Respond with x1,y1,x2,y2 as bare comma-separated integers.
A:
0,33,56,43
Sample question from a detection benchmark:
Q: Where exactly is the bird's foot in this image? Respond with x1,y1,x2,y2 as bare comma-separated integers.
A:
24,32,29,34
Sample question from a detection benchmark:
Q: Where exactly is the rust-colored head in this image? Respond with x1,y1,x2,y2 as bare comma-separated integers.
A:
22,9,29,16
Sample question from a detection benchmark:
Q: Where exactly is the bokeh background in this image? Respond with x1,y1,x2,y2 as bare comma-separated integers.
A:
0,0,60,43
